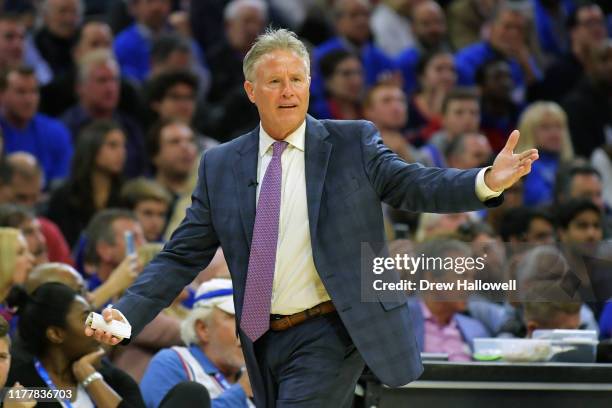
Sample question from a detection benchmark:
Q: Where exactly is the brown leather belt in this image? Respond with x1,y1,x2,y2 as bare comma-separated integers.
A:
270,300,336,331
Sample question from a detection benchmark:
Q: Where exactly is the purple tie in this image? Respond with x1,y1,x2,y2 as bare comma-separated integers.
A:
241,141,288,341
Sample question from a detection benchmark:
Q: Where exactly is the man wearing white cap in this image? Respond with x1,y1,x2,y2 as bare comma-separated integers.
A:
140,279,253,408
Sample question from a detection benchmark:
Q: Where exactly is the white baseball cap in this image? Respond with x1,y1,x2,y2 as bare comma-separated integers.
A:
193,278,234,315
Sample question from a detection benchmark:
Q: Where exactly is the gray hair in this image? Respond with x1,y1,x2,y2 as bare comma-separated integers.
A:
243,28,310,82
224,0,268,22
180,305,214,346
77,49,119,83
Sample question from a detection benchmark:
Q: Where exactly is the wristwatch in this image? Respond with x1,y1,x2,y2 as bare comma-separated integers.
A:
81,371,103,388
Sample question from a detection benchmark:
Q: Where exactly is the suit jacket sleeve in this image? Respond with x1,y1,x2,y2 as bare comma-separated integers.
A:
115,151,220,339
360,121,502,211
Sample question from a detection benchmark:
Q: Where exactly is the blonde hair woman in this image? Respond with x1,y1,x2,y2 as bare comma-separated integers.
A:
0,228,34,301
517,102,574,206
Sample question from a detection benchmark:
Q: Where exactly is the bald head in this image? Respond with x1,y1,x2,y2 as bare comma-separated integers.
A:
412,0,446,49
25,262,86,294
6,152,43,207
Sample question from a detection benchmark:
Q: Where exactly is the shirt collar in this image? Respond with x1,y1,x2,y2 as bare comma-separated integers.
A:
258,120,306,158
189,344,219,375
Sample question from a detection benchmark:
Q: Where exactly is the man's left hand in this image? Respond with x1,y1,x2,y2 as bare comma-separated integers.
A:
485,130,539,192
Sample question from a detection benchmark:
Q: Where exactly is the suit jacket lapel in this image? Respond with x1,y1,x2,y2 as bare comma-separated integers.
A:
233,127,259,247
304,115,332,242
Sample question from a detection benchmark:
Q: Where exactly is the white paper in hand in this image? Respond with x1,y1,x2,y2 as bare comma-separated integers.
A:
86,312,132,339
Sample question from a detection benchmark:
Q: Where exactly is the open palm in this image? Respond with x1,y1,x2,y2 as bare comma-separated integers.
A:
485,130,539,192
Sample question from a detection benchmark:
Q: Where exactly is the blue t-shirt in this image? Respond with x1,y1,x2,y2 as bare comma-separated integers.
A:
1,113,73,186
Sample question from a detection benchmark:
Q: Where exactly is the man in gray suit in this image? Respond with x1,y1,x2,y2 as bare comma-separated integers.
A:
87,28,538,407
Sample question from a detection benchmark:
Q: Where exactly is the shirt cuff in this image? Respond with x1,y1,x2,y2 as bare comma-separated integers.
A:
475,167,503,201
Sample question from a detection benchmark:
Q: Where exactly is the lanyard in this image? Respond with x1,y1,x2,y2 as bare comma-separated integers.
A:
34,358,73,408
212,372,232,391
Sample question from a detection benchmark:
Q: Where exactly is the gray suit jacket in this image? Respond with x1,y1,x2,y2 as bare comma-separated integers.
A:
116,115,501,404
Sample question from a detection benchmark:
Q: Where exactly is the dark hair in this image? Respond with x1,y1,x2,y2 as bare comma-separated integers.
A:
0,204,34,228
499,207,554,241
555,199,601,230
415,49,453,78
0,65,36,91
84,208,136,266
146,117,194,160
555,163,601,203
65,120,124,210
475,58,509,86
0,12,26,25
151,33,191,65
441,87,479,114
145,69,199,104
566,2,599,30
319,49,359,80
8,283,77,357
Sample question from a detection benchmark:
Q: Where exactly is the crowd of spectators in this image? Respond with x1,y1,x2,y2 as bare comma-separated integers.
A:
0,0,612,406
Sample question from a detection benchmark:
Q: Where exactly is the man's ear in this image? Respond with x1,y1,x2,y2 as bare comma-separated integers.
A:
195,319,210,344
244,80,256,104
46,326,65,345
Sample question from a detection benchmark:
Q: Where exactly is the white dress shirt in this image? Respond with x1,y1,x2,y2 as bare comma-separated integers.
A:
257,121,502,315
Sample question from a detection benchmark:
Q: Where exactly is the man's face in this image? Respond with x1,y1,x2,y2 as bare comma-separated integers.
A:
590,46,612,85
526,217,555,245
572,6,607,51
325,56,364,103
19,217,48,266
9,174,42,208
80,62,120,114
134,199,168,242
133,0,171,31
226,5,266,53
0,20,25,67
155,83,196,123
365,86,407,130
449,134,492,169
443,99,480,137
154,122,198,179
336,0,371,45
45,0,81,39
481,61,513,101
570,174,604,211
490,9,526,49
527,311,581,337
203,308,244,374
560,210,602,244
74,22,112,60
107,218,146,267
412,1,446,49
1,72,39,124
244,50,310,140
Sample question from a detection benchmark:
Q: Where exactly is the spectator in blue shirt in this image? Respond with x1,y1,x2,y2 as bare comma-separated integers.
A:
140,278,253,408
311,0,396,110
0,66,73,188
532,0,575,65
454,5,542,104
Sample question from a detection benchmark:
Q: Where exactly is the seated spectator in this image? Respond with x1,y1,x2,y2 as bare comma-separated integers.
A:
147,119,198,199
0,227,33,302
61,49,146,178
563,39,612,158
476,59,520,153
528,2,608,102
364,82,415,163
555,164,605,212
4,153,73,265
31,0,82,79
311,50,364,120
0,13,51,86
532,0,575,65
0,66,73,187
418,88,481,166
120,178,172,242
40,20,145,122
445,133,492,170
447,0,499,50
454,5,541,103
556,198,602,245
499,207,555,246
46,121,126,248
0,204,48,266
407,240,491,361
370,0,417,57
6,283,146,407
311,0,396,110
396,0,450,94
407,50,457,142
516,102,574,207
524,301,582,337
199,0,266,142
140,279,253,408
145,69,218,151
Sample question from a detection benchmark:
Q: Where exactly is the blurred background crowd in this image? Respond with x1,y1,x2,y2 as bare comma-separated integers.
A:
0,0,612,406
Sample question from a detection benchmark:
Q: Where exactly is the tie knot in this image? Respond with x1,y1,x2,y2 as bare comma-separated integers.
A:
272,141,288,158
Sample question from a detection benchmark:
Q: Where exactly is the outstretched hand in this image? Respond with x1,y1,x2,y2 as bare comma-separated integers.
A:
484,130,539,192
84,307,126,346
